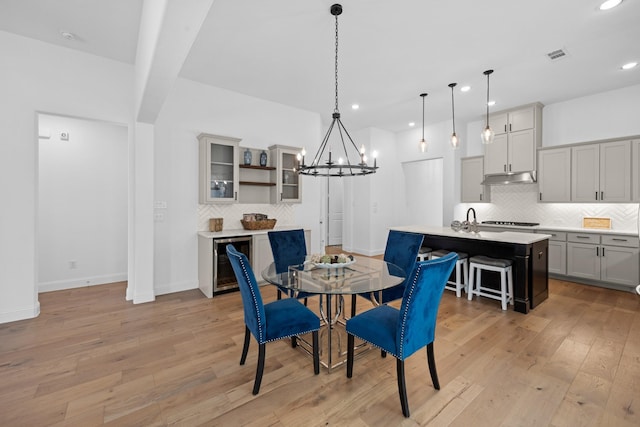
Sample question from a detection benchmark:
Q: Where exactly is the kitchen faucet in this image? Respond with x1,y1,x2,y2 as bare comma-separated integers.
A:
466,207,477,223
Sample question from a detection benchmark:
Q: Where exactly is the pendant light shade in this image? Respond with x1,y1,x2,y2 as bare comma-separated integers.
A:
448,83,459,149
297,4,377,177
481,69,495,145
419,93,428,153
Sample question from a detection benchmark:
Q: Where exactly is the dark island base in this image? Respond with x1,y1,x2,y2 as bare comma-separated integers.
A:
422,234,549,314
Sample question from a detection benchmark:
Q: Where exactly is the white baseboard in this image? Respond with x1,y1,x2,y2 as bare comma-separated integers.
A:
0,301,40,324
155,280,198,296
38,273,127,293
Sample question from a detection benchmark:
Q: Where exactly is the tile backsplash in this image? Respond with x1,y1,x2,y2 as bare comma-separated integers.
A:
198,203,295,231
455,184,639,232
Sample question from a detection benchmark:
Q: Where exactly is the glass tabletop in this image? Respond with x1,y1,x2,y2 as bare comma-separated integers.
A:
261,257,405,295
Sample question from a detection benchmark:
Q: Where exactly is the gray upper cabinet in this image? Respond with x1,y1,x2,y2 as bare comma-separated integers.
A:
571,141,630,202
631,140,640,201
461,156,489,202
484,103,542,175
269,145,302,204
538,147,571,202
198,133,240,204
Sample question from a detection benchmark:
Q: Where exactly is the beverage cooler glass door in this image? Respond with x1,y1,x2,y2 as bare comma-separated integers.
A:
213,236,253,294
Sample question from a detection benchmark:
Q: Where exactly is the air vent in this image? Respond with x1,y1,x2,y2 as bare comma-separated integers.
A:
547,48,568,61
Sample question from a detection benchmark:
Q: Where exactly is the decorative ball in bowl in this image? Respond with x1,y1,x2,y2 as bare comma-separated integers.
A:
309,253,355,268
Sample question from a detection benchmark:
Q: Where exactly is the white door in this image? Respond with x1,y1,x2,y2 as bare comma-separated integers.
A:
327,176,343,246
402,158,443,226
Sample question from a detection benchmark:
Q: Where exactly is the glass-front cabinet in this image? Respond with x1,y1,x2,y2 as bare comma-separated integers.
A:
269,145,302,203
198,133,240,203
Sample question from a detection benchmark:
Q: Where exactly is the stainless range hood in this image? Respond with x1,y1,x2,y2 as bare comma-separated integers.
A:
481,171,537,185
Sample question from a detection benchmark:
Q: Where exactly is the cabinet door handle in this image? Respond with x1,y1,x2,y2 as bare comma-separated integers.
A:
280,192,283,201
504,124,507,132
234,191,237,201
596,247,599,256
600,191,604,200
539,192,542,201
595,191,598,200
509,164,512,172
612,238,628,241
509,124,512,132
504,164,507,172
480,194,483,201
602,247,605,257
576,235,590,239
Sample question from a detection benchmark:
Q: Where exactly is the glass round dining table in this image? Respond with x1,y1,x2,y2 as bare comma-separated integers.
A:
261,257,405,372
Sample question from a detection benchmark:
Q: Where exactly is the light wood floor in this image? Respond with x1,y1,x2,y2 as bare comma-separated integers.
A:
1,277,639,426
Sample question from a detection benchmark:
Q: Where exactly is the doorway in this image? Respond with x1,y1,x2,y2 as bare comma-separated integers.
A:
326,176,344,250
402,158,444,226
37,113,128,292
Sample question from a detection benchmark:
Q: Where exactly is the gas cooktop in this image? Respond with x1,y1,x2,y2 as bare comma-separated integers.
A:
481,221,540,227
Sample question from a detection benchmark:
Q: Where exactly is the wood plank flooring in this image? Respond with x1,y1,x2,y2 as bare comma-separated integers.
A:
1,277,639,426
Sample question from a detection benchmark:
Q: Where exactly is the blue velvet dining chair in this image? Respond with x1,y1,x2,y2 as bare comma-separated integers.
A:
351,230,424,316
346,252,458,417
226,244,320,395
268,229,313,301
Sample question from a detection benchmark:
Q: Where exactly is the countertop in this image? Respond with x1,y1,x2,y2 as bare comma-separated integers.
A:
391,225,551,245
198,225,307,239
478,223,638,237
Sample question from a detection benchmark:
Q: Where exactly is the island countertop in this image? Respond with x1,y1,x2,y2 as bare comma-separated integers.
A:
390,225,551,245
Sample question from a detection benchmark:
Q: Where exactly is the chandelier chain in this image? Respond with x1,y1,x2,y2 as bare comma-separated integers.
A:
334,14,339,113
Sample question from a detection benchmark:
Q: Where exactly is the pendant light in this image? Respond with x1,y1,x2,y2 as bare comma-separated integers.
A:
419,93,428,153
448,83,459,149
481,69,495,144
297,4,377,177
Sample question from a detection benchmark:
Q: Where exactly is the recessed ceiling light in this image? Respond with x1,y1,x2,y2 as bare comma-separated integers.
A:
408,122,415,127
351,104,359,110
487,101,496,107
460,86,471,92
60,31,76,41
621,61,637,70
599,0,622,10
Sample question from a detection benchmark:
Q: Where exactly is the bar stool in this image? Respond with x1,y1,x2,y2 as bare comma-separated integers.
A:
430,249,468,297
467,255,513,310
417,246,432,261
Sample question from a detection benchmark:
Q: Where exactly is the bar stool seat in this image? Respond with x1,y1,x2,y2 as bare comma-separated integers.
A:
417,246,432,261
467,255,513,310
430,249,468,297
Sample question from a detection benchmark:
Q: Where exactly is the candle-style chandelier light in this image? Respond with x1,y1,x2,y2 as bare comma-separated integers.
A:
297,4,378,177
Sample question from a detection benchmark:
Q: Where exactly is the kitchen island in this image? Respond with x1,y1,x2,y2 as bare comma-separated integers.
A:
391,226,551,314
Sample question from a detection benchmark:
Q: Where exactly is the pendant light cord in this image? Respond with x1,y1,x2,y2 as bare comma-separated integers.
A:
421,95,425,140
485,72,490,125
451,85,456,133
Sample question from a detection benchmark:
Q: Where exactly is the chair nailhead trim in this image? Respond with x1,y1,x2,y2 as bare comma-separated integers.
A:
237,255,265,343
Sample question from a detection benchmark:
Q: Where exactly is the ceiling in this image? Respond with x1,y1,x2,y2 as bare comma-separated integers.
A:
1,0,639,133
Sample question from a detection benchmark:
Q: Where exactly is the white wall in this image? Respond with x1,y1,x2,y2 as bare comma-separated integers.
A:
38,115,128,291
543,84,640,147
0,31,133,323
152,78,323,295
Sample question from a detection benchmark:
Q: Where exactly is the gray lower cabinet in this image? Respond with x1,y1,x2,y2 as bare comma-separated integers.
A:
566,232,639,289
537,230,567,275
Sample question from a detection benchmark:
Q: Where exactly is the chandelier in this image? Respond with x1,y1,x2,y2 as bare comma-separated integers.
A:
297,4,378,177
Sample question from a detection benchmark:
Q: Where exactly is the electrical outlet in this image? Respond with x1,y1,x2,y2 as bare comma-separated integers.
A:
154,213,165,222
60,131,69,141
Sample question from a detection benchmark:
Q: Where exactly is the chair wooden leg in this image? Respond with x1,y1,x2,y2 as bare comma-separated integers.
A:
304,297,308,307
346,333,355,378
253,343,266,395
277,289,282,300
350,295,357,318
426,342,440,390
381,350,387,358
240,326,250,365
396,359,410,417
291,336,297,348
312,331,320,375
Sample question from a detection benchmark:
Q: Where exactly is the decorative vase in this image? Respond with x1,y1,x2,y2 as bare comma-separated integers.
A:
259,150,267,167
243,148,252,165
